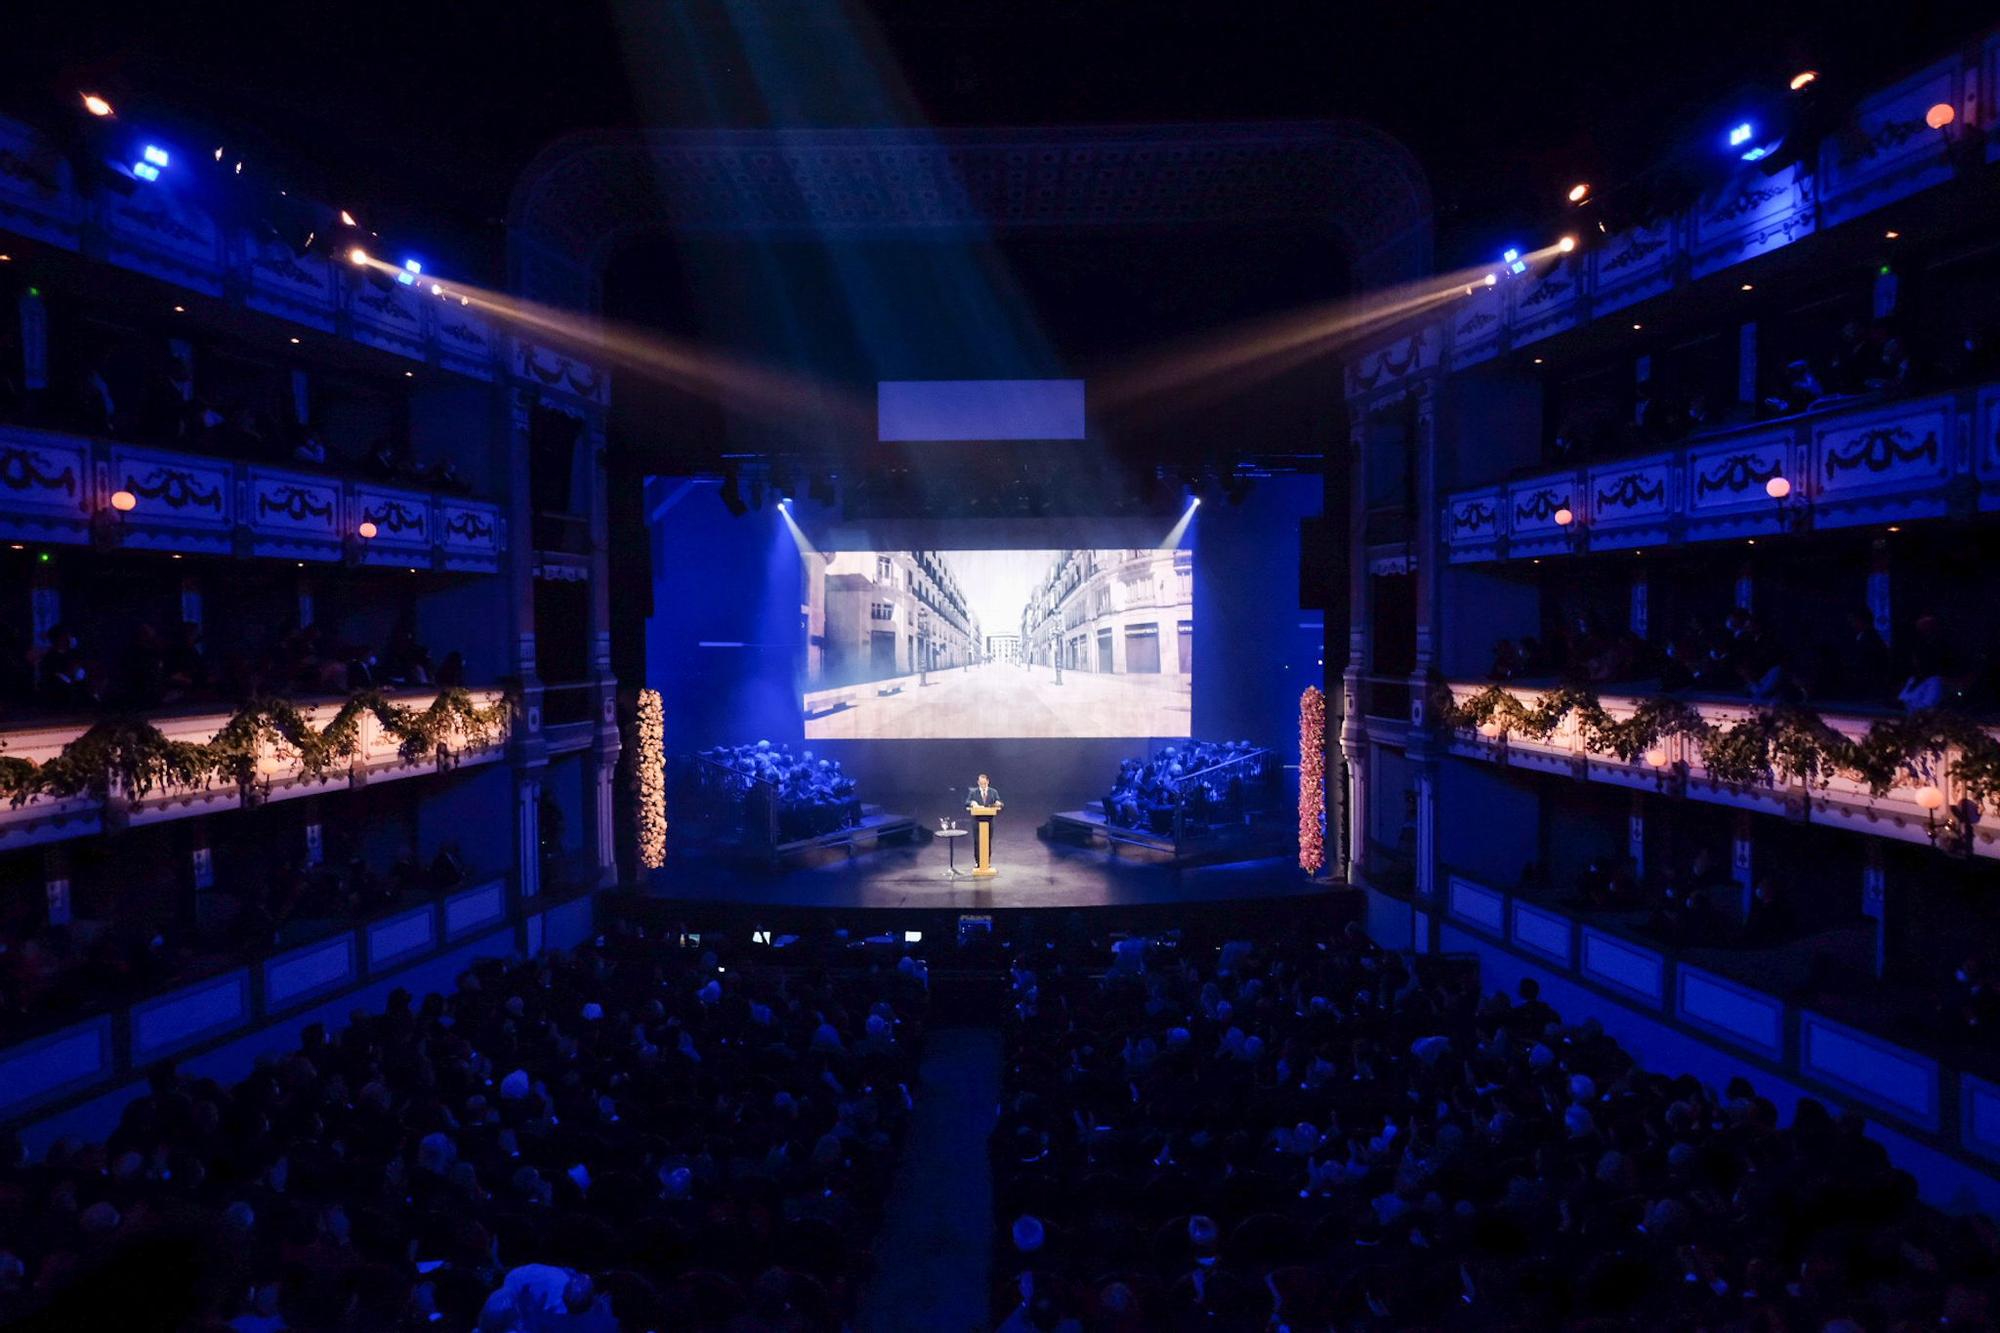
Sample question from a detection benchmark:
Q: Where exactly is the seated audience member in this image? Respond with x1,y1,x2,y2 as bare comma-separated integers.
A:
1101,740,1275,833
37,624,93,710
1487,637,1524,681
1833,607,1894,703
1899,612,1969,711
1741,876,1792,947
698,740,863,841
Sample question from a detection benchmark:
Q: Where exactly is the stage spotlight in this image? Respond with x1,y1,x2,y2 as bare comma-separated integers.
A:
339,209,357,227
1557,235,1577,253
347,246,369,266
80,92,114,118
1567,182,1590,203
1789,70,1818,91
1483,273,1498,286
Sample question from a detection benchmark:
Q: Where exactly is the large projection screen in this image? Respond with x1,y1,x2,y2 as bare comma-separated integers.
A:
802,548,1192,739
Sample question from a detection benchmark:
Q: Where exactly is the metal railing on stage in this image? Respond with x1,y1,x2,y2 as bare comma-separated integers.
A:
1168,746,1282,842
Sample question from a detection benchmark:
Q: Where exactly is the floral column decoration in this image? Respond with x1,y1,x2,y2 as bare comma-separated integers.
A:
1299,685,1327,874
634,688,667,870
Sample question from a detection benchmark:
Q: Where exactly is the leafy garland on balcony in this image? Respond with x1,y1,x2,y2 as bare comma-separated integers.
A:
1434,682,2000,806
0,688,513,807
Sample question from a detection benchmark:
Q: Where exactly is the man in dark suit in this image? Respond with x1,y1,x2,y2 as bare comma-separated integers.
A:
965,774,1004,864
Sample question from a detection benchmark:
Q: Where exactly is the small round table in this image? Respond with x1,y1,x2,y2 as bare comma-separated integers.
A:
935,826,971,878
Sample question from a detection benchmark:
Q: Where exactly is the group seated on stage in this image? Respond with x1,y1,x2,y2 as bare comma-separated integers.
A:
1102,740,1279,835
0,931,927,1331
695,740,862,843
993,928,1990,1330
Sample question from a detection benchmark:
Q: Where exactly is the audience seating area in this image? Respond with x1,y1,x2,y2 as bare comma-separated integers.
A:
0,928,927,1331
1101,741,1280,837
992,929,1997,1330
689,743,863,847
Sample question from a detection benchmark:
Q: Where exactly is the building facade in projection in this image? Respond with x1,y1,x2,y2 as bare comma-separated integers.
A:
1020,549,1192,676
815,551,982,687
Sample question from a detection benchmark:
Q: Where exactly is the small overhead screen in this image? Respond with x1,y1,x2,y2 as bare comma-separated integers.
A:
877,379,1086,442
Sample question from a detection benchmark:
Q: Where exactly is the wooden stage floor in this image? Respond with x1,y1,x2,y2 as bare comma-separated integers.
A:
644,831,1324,913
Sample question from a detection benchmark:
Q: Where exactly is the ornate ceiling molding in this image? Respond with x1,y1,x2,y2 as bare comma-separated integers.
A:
507,122,1431,308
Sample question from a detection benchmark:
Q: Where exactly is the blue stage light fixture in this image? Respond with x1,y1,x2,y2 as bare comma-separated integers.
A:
1501,246,1527,276
132,161,160,182
141,145,169,168
1728,122,1754,148
397,258,422,286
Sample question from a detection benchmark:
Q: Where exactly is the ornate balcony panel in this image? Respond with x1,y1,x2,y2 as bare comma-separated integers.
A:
1589,217,1675,315
0,118,81,249
1978,384,2000,511
1345,326,1438,398
350,484,431,564
239,241,338,332
1819,57,1963,228
1810,395,1956,527
1684,430,1795,539
1444,681,2000,859
1508,253,1583,347
1445,282,1504,370
0,688,509,852
437,499,503,571
105,445,235,554
1502,473,1581,558
1443,486,1504,563
1586,451,1675,551
100,185,224,296
1689,161,1816,279
434,302,499,381
244,467,343,558
0,427,92,545
513,336,609,408
346,275,428,360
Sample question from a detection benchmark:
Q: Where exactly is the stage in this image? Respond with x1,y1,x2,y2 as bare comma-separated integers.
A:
644,830,1324,914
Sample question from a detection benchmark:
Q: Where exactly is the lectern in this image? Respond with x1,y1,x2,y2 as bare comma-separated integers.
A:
966,802,1002,878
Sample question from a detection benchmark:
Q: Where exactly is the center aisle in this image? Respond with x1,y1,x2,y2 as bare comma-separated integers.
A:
857,1027,1002,1332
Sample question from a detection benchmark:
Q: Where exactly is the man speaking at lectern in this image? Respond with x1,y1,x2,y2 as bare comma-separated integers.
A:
964,773,1004,872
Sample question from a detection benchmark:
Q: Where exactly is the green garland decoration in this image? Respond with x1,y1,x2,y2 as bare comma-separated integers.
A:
0,687,513,807
1434,682,2000,806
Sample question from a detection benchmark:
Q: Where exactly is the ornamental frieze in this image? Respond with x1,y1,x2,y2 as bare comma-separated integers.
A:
1450,501,1495,534
125,466,224,514
1594,472,1666,512
360,499,426,537
1822,426,1938,480
1693,452,1784,500
256,484,337,525
1514,488,1571,524
0,446,77,496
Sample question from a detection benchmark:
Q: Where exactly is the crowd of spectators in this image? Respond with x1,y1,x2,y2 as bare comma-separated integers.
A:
992,929,1996,1330
0,613,463,725
0,933,926,1330
1486,603,1990,713
0,312,470,493
691,743,861,845
1101,741,1278,836
0,845,472,1042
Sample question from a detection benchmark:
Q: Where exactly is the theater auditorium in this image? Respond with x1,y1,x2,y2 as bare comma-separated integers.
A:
4,4,2000,1328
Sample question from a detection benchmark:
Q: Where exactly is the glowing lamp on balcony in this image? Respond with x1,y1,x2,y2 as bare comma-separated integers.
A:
109,489,137,512
1552,506,1574,527
1764,476,1792,501
1644,747,1669,769
1915,784,1946,811
356,520,379,540
1927,102,1956,131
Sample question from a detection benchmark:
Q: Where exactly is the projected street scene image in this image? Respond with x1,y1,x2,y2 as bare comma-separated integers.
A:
803,548,1192,739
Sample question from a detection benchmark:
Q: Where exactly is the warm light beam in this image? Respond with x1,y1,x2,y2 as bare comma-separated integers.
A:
345,255,871,434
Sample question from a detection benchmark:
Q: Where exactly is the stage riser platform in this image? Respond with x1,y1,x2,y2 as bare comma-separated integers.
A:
1044,809,1297,866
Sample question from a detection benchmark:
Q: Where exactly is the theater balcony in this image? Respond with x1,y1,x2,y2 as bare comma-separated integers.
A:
1436,680,1998,859
1444,381,2000,565
0,686,510,852
0,422,503,571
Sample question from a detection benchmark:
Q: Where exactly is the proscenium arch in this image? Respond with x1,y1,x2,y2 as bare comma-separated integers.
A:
506,122,1432,315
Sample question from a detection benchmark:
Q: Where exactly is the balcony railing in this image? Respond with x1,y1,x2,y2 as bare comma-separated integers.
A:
1360,674,1413,725
0,423,504,571
1441,680,1999,859
1444,381,2000,563
0,687,510,852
